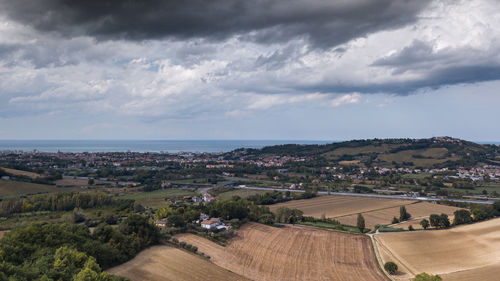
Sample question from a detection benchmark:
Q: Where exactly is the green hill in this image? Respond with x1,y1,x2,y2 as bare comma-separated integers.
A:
228,137,499,169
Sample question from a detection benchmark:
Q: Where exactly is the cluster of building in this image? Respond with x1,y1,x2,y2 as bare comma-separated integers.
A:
154,213,229,232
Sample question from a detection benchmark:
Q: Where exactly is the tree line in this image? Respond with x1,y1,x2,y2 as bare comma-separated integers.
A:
0,192,133,216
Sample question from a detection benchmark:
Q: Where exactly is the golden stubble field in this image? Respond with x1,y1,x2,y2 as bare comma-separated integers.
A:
0,167,43,178
270,196,462,230
107,245,248,281
269,195,413,218
373,218,500,281
176,222,387,281
336,202,462,229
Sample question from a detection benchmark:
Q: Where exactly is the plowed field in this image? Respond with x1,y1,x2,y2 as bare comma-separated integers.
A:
176,222,386,281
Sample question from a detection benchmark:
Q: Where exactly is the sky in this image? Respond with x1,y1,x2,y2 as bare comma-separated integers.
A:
0,0,499,141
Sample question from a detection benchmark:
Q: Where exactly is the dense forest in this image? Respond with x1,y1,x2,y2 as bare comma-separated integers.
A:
0,215,158,280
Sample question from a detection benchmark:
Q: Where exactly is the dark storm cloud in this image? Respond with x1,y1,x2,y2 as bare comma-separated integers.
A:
0,0,431,48
365,40,500,94
300,64,500,95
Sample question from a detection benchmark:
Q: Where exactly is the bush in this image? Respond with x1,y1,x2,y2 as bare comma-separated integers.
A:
172,237,179,244
408,225,414,231
413,272,442,281
180,241,187,248
384,261,398,275
392,217,400,224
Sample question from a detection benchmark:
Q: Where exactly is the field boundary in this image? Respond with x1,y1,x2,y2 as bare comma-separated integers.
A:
368,234,392,281
331,201,420,220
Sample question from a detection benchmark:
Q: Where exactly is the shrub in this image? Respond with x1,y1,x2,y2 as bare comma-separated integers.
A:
384,261,398,275
172,237,179,244
413,272,442,281
392,217,400,224
180,241,187,248
408,225,414,231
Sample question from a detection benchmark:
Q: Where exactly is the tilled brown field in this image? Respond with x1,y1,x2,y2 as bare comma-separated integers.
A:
107,246,248,281
269,195,412,218
176,222,387,281
374,218,500,281
336,202,462,229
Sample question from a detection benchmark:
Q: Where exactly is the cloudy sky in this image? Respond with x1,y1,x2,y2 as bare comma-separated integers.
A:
0,0,499,141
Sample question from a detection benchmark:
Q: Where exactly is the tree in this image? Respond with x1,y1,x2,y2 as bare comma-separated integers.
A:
413,272,442,281
53,246,90,280
88,178,95,185
400,206,411,221
420,219,430,230
408,225,414,231
357,213,365,233
392,217,399,224
166,214,186,228
429,214,441,228
384,261,398,275
439,213,450,228
73,207,86,223
472,207,487,222
453,209,472,225
275,207,303,224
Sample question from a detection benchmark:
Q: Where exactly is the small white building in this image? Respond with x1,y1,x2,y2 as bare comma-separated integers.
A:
201,218,221,229
154,218,168,228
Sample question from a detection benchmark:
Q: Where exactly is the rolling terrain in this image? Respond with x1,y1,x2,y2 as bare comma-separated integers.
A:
0,180,65,198
176,222,386,281
269,196,462,229
227,137,499,168
107,246,248,281
336,201,462,229
269,196,412,218
373,218,500,280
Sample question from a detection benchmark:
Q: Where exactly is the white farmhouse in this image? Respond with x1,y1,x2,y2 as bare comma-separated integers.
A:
201,218,221,229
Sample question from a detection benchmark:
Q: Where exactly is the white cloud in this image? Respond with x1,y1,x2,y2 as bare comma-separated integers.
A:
331,93,361,107
0,0,499,128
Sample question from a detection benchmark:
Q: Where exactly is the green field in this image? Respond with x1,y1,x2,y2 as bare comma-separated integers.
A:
322,144,393,159
377,148,458,167
216,189,269,201
0,180,74,198
121,188,198,208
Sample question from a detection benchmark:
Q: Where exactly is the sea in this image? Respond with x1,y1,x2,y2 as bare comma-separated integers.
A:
0,140,333,153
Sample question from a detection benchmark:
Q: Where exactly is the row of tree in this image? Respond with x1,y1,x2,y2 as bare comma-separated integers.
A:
0,192,133,215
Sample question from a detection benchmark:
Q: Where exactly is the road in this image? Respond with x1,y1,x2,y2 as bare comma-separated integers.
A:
233,186,495,205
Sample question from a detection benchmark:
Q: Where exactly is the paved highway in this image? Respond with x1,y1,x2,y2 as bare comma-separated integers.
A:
233,185,495,205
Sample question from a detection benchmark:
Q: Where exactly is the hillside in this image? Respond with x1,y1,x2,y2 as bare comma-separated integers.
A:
227,137,499,168
175,222,386,281
374,217,500,280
